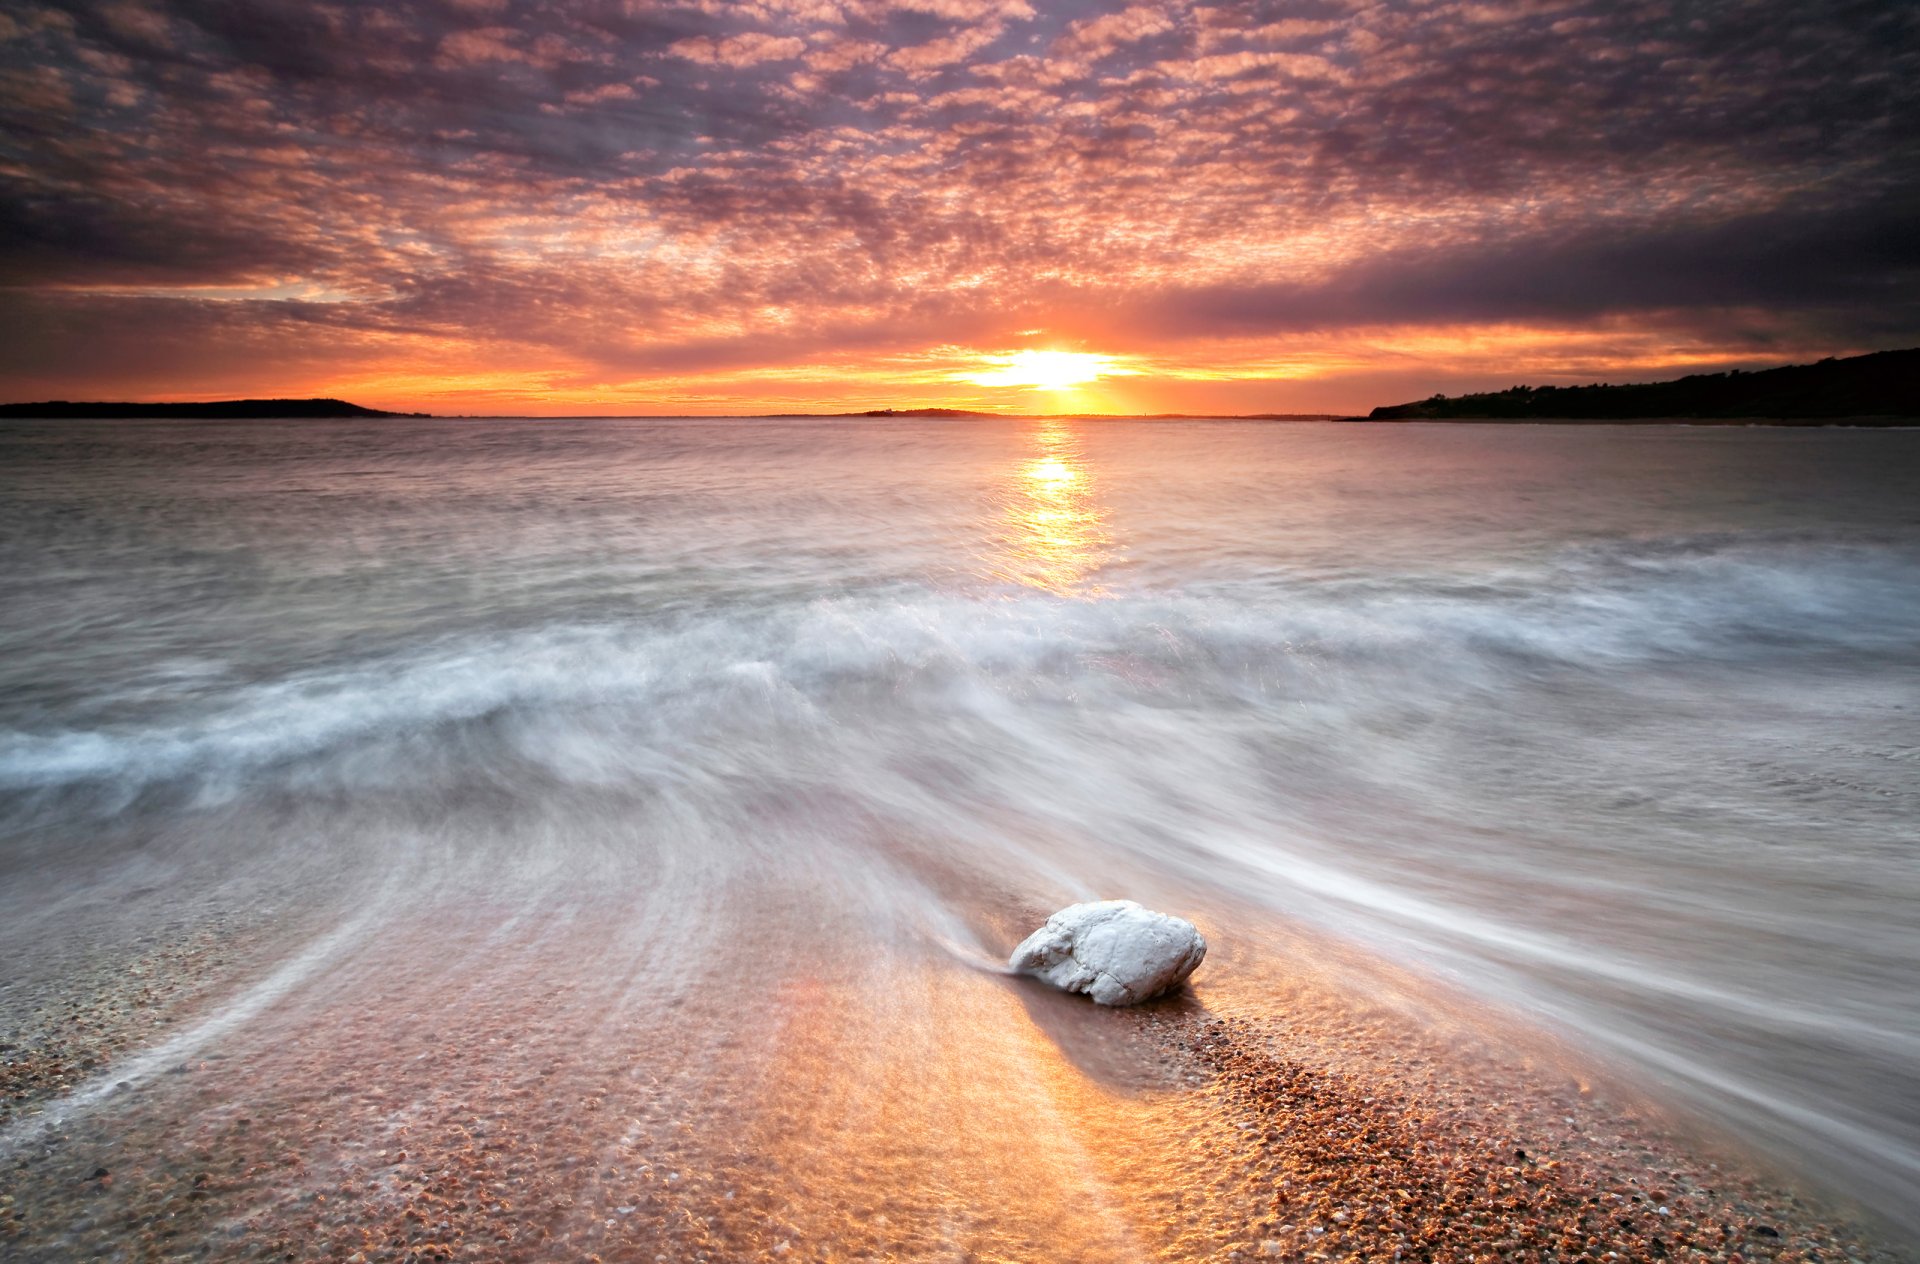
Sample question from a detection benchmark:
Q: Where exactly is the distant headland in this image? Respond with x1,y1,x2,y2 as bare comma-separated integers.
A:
0,398,430,419
856,407,994,418
1362,348,1920,423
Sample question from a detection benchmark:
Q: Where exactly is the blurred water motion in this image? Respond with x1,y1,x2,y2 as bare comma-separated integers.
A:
1,416,1918,1250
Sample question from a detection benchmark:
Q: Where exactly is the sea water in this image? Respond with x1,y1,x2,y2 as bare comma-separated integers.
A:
1,416,1916,1240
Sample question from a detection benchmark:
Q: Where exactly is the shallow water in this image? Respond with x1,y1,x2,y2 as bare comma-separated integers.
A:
1,417,1917,1249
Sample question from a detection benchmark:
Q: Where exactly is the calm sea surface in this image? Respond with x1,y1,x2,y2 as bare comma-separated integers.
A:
2,417,1917,1238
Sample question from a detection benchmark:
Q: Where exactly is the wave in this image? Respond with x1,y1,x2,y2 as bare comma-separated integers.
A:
0,533,1914,799
0,530,1912,791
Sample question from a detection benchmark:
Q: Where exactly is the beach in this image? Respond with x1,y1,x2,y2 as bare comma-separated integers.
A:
2,417,1917,1260
1,892,1907,1262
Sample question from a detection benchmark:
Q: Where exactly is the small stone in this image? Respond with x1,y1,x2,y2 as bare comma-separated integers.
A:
1009,900,1207,1005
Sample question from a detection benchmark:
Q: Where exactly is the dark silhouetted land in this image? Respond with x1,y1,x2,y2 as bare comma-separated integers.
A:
0,398,429,419
1364,348,1920,422
856,407,996,418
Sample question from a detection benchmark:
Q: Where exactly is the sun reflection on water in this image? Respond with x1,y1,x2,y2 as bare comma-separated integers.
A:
993,421,1112,595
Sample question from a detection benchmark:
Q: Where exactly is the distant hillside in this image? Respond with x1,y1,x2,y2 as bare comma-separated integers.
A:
0,398,429,419
1365,348,1920,421
857,407,997,417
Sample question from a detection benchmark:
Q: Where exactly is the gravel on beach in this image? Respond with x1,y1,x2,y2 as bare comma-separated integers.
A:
3,971,1909,1264
1186,1014,1901,1264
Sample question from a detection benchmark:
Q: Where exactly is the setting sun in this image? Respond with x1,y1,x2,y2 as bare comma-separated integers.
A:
963,350,1123,391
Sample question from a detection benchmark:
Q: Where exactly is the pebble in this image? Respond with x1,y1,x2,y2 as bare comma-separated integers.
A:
1186,1016,1899,1264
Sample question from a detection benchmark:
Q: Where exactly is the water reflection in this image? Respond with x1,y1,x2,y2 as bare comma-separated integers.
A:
991,421,1112,594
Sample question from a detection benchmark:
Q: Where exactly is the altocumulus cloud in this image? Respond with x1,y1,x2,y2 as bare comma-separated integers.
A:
0,0,1915,410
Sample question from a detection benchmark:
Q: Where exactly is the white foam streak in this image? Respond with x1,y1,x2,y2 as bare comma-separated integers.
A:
0,892,394,1157
2,539,1914,797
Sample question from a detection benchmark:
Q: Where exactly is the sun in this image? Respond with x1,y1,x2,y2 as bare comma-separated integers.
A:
964,349,1119,391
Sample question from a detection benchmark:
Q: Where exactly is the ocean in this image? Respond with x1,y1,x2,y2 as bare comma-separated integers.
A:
1,416,1916,1255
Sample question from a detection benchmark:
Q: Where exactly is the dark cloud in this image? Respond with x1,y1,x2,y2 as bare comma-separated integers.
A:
1142,190,1920,343
0,183,330,285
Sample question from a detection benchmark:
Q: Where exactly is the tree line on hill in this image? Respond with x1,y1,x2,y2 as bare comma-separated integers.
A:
1365,348,1919,421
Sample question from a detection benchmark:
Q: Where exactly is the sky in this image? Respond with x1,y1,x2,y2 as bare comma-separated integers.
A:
0,0,1915,415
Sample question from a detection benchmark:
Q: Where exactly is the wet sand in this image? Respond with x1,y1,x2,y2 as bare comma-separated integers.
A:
2,890,1910,1264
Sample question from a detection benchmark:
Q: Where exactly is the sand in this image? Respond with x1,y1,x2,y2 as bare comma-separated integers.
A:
2,899,1911,1264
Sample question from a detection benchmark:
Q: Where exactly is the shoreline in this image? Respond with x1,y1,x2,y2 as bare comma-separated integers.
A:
2,905,1911,1263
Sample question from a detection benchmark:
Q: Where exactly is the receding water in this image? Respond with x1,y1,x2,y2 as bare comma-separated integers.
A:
2,417,1917,1251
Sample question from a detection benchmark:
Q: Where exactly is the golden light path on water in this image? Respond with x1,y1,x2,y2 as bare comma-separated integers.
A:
994,421,1113,595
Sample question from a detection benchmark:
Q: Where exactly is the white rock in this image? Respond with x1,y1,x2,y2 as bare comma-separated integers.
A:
1009,900,1206,1005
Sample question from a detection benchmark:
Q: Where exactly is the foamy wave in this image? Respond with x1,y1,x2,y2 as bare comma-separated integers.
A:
0,536,1912,797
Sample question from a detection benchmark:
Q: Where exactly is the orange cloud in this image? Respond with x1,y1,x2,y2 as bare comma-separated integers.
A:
0,0,1912,413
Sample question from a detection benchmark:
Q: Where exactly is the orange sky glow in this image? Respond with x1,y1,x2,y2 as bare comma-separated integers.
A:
1,0,1913,415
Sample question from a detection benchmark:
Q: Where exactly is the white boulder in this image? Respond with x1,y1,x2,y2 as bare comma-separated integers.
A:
1009,900,1206,1005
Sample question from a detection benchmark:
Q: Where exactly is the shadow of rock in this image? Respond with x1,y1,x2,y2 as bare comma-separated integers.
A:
1006,972,1213,1095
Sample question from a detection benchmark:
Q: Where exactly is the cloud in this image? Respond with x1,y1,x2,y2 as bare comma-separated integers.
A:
1136,192,1920,347
0,0,1915,410
435,26,529,66
670,31,808,65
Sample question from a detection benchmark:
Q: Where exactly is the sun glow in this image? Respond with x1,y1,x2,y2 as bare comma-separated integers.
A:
964,350,1121,391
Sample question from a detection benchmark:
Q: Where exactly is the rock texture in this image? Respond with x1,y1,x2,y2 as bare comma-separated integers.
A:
1010,900,1206,1005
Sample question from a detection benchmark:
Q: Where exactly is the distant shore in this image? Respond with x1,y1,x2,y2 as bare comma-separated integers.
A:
1363,348,1919,421
10,406,1919,425
0,398,429,419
